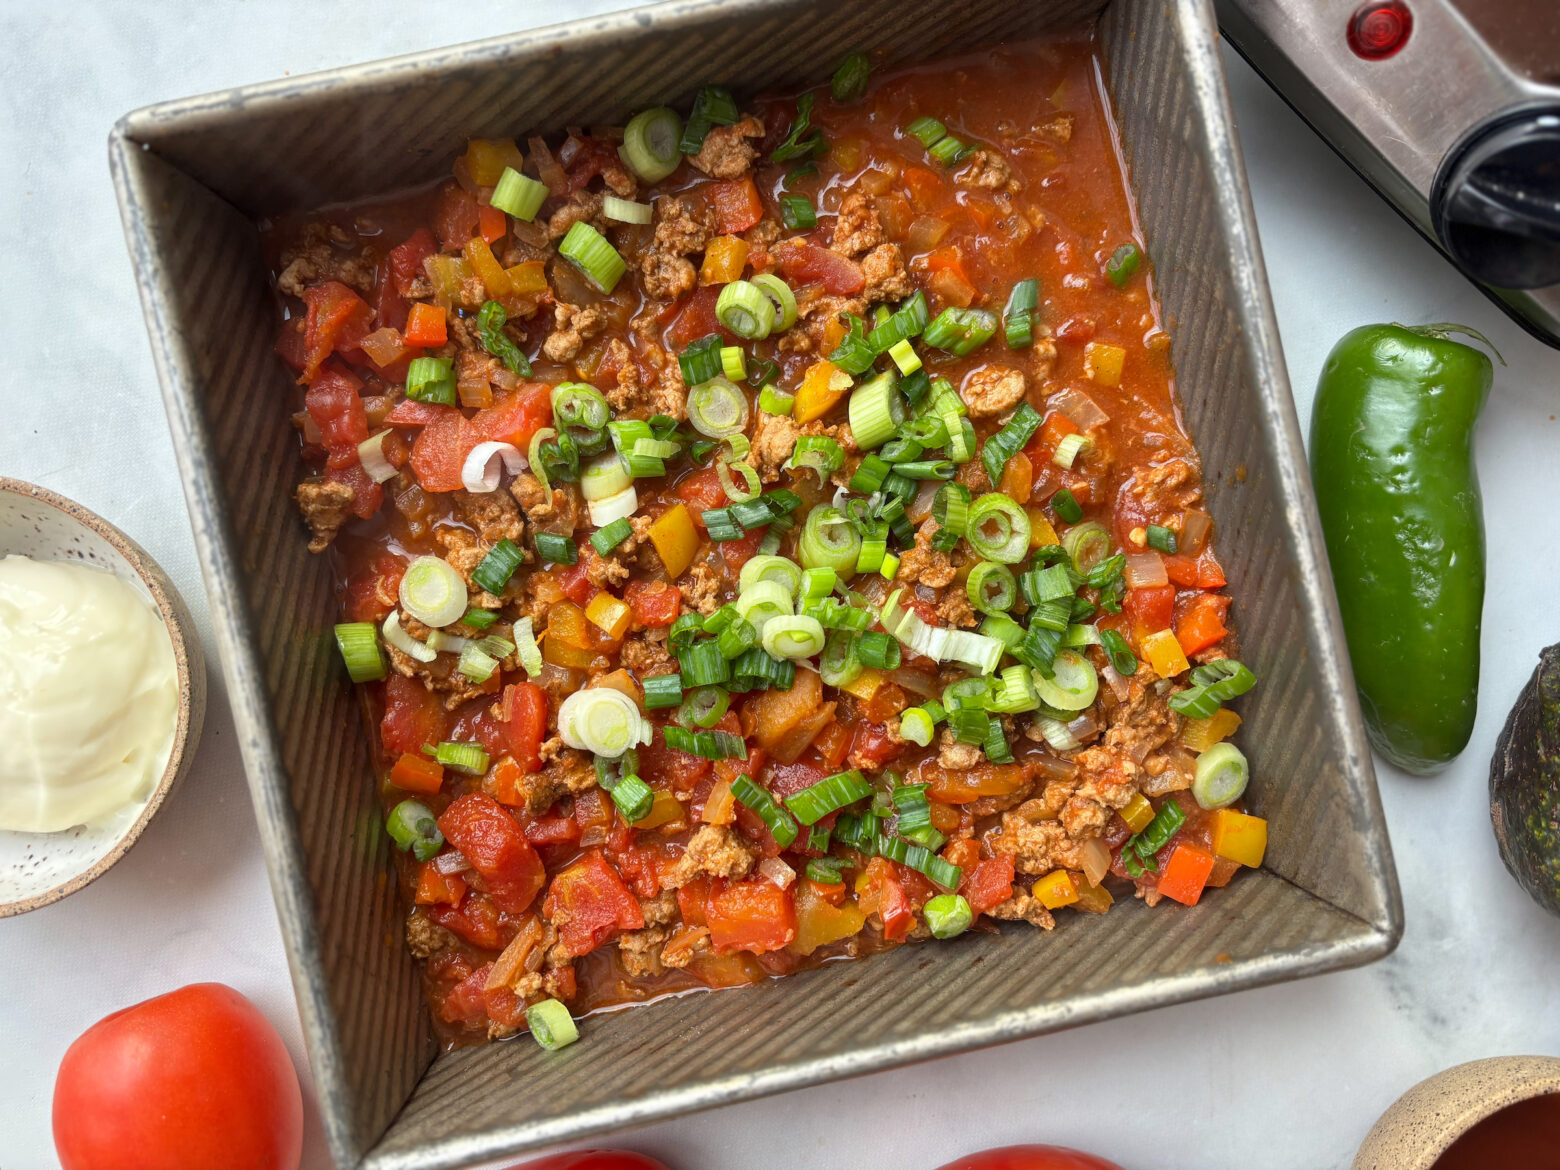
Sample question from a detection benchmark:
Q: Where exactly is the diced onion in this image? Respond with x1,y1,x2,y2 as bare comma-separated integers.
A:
758,857,797,889
358,431,399,484
433,851,473,875
558,688,652,757
461,440,526,493
587,483,639,528
398,556,468,628
383,611,436,663
1180,509,1212,555
1079,837,1112,886
1124,551,1169,588
1047,386,1110,429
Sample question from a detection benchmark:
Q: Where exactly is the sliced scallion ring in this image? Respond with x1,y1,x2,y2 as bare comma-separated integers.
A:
558,687,651,758
735,579,794,637
512,617,544,677
527,426,557,493
966,561,1017,616
1192,742,1249,810
1062,522,1112,573
553,381,610,434
619,107,683,183
762,615,826,660
602,195,653,224
848,370,904,450
751,274,798,331
586,483,639,528
558,221,627,294
717,458,761,503
1032,649,1099,711
461,440,525,494
965,493,1032,564
739,554,803,600
490,167,548,222
819,628,863,688
715,279,777,340
581,453,633,502
679,685,731,729
382,611,436,663
334,622,387,682
687,376,751,438
399,556,468,628
799,505,861,577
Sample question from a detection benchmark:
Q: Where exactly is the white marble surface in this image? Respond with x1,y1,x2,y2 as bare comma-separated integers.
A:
3,3,1559,1168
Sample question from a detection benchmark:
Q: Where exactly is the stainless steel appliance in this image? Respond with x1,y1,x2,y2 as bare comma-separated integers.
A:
1218,0,1560,348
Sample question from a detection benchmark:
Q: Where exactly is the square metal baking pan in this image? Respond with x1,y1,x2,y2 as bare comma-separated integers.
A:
110,1,1403,1166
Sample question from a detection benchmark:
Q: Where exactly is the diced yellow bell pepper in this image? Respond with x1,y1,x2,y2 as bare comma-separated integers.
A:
1072,878,1114,915
1027,509,1059,549
463,237,511,299
542,600,595,667
1182,707,1243,753
635,789,687,831
841,667,885,700
505,260,548,294
543,633,594,669
423,254,473,308
464,138,526,187
586,592,633,641
1141,629,1191,679
1120,792,1155,833
1210,808,1267,868
648,504,698,580
795,359,852,423
829,138,863,172
1084,341,1126,387
1033,869,1080,910
789,880,867,956
700,235,749,285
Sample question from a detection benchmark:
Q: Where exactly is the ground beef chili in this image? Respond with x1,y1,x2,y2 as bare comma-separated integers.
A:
267,29,1269,1049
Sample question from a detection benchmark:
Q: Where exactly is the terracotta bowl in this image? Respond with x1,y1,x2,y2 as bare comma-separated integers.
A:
1353,1055,1560,1169
0,478,207,917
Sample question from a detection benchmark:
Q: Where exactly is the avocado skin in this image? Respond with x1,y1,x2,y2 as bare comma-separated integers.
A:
1490,643,1560,917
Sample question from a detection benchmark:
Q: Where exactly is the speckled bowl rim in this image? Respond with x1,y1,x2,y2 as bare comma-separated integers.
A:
0,476,207,917
1353,1055,1560,1169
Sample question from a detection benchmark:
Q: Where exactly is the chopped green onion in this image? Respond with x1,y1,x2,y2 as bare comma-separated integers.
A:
1033,649,1099,711
400,556,469,627
730,773,799,847
819,628,863,688
771,93,825,163
716,279,777,340
1192,743,1250,810
1170,659,1257,718
720,346,747,382
406,356,456,405
877,833,962,890
799,506,862,576
829,329,876,376
899,707,935,746
687,375,750,439
608,773,655,823
526,998,579,1051
980,402,1042,489
678,639,732,688
1106,243,1141,288
559,688,651,758
801,567,837,601
1100,628,1139,678
982,717,1013,763
670,612,705,648
758,386,795,416
934,482,971,536
880,551,900,580
849,454,890,494
848,371,904,451
1146,524,1178,554
928,134,973,166
1051,488,1083,526
602,195,653,225
785,769,873,825
533,532,577,566
1003,278,1040,348
966,562,1017,616
965,493,1032,564
702,507,744,542
620,107,683,182
476,300,532,377
831,51,871,103
718,457,761,503
558,221,626,294
1060,523,1111,575
987,664,1039,714
1025,563,1077,602
782,435,844,486
430,741,487,775
590,517,634,555
680,334,724,386
761,615,826,659
461,607,498,631
739,555,803,599
679,685,731,729
923,307,998,357
856,538,886,575
780,195,817,230
923,892,972,938
891,459,955,480
856,630,901,670
888,338,921,375
1120,798,1185,877
1052,431,1091,470
906,116,947,147
807,857,845,884
456,642,500,682
736,579,793,638
752,274,798,331
333,622,387,683
386,799,443,862
644,673,683,709
490,167,548,222
679,84,739,154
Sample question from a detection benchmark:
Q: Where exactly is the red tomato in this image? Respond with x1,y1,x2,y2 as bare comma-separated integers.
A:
429,890,507,950
557,563,598,606
624,579,681,628
1162,548,1227,588
502,1154,672,1170
410,406,481,492
673,466,728,525
274,319,308,372
707,876,797,954
544,849,647,957
849,722,905,770
665,285,736,348
637,731,713,789
706,177,764,234
1123,584,1175,641
719,527,766,570
325,462,383,520
878,870,914,941
776,241,866,296
961,855,1016,917
304,364,368,449
53,983,303,1170
383,399,448,427
431,182,480,251
438,794,547,915
300,280,373,381
388,227,438,297
936,1147,1125,1170
380,674,450,756
344,549,407,623
502,681,549,773
475,383,554,450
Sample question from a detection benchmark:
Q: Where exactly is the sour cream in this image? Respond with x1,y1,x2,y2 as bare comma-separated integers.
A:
0,556,179,832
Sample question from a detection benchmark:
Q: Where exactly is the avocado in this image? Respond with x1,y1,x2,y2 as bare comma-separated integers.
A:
1490,642,1560,917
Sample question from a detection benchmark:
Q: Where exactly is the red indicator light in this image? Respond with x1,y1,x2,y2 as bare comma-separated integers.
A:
1348,1,1413,59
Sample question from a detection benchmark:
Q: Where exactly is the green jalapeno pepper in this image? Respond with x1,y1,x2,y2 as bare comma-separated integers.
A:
1309,323,1500,774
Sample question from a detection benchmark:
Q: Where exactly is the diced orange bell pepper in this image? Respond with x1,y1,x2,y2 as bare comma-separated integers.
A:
998,451,1034,503
463,236,512,299
1157,843,1216,906
1033,869,1080,910
788,879,867,956
700,235,749,285
1182,707,1243,753
415,861,467,906
1210,809,1267,868
1175,593,1230,657
1141,629,1191,679
706,178,764,235
492,756,526,807
403,302,448,349
478,202,508,245
795,359,852,424
543,601,596,668
636,790,687,832
1119,792,1155,833
506,260,548,295
648,504,698,580
1072,878,1114,914
1084,341,1126,387
390,751,445,795
840,667,885,701
1027,508,1059,549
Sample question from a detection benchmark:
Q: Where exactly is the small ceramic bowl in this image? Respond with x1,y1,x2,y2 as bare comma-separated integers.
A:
1353,1054,1560,1168
0,478,206,917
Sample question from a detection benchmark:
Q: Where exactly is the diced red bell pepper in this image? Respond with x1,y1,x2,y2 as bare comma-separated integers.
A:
414,861,467,906
961,855,1016,917
776,241,866,296
409,406,480,492
1174,592,1230,656
478,202,508,245
624,579,682,628
300,281,373,382
1157,843,1215,906
877,871,914,941
543,849,647,957
706,177,764,234
1124,584,1176,641
706,876,797,954
501,681,549,774
403,301,448,348
437,794,547,915
380,673,451,756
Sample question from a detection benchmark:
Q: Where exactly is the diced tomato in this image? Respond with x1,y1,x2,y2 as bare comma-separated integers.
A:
877,871,914,941
389,227,438,297
1174,592,1230,656
448,697,508,759
706,876,797,954
565,137,624,192
763,758,828,800
849,723,905,770
776,241,866,296
474,382,553,450
522,814,582,847
500,682,549,773
1163,549,1227,589
961,856,1016,917
706,177,764,234
812,722,852,769
275,318,308,372
409,406,481,492
674,466,728,526
380,674,450,756
431,182,480,252
556,563,597,607
666,285,736,348
543,850,646,957
677,874,712,927
429,891,507,950
1124,584,1175,641
624,579,682,628
382,399,447,427
901,167,946,212
573,787,614,844
637,730,714,790
300,282,373,381
437,794,547,915
414,862,467,906
437,961,493,1024
719,527,766,571
325,462,383,519
1157,843,1215,906
478,202,508,245
343,548,406,623
303,364,368,449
